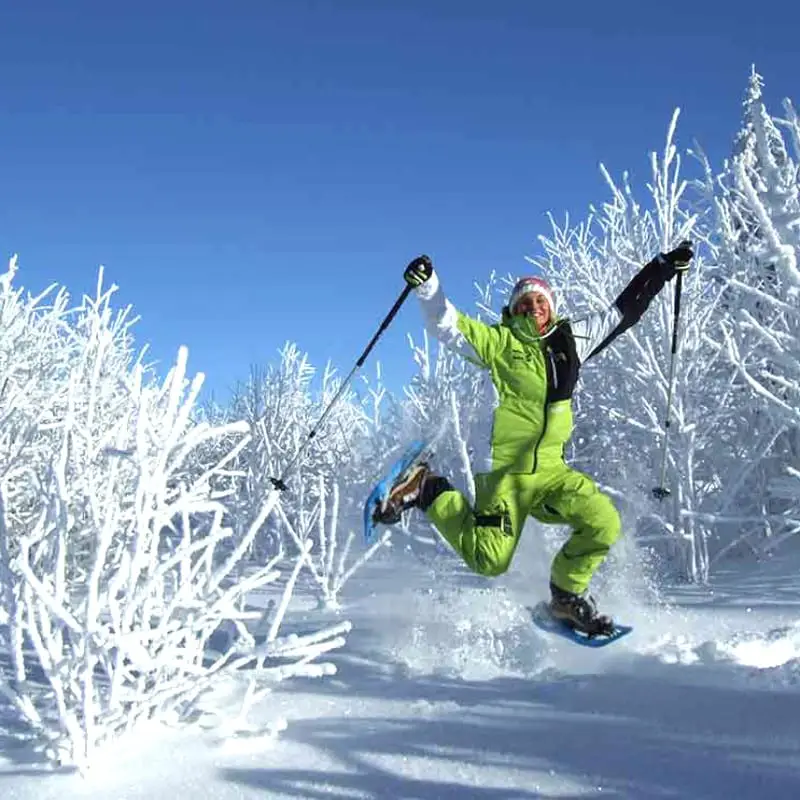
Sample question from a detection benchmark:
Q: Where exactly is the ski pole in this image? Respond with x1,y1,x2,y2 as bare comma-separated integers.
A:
269,283,414,492
652,267,685,500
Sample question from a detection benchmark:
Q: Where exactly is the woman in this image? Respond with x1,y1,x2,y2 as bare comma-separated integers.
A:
374,243,693,636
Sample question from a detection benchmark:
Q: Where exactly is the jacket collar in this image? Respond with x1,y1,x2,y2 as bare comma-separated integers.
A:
501,305,558,345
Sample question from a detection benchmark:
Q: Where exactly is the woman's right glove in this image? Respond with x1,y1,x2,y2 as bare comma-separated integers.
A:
403,255,434,287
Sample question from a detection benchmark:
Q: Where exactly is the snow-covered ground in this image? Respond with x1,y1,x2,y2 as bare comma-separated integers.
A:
3,534,800,799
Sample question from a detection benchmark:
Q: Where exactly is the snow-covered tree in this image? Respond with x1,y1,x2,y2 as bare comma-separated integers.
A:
525,111,749,581
393,88,798,582
697,68,800,556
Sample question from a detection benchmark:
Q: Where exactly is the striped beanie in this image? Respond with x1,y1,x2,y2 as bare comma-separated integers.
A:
508,276,556,316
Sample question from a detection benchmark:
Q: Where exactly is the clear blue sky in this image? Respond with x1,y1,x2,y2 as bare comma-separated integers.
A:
1,0,798,403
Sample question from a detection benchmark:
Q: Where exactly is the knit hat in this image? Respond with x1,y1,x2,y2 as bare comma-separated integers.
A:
508,276,556,316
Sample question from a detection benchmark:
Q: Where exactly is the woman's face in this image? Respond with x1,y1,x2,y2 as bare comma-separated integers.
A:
514,291,551,330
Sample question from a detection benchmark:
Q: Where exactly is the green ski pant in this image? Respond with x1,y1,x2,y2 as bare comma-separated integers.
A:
425,465,621,595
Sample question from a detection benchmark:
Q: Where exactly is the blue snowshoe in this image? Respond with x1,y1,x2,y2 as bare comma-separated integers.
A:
530,584,632,648
363,439,432,544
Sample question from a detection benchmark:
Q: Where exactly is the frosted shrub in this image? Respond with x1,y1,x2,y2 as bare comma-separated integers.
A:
0,260,349,771
272,474,390,610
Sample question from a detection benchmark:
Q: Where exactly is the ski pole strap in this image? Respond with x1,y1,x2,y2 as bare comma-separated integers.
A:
670,270,683,356
654,268,685,498
474,513,513,537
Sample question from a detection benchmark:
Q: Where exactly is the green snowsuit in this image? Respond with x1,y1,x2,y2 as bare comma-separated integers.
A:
414,259,675,594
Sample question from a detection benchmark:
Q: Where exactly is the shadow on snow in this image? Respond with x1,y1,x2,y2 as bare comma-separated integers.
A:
218,622,800,800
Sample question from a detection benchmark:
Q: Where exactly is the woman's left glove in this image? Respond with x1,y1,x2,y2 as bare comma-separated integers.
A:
663,241,694,272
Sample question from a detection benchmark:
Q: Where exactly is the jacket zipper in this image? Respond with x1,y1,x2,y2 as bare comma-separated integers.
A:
532,347,555,473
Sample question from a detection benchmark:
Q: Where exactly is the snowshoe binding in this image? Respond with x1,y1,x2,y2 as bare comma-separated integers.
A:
373,462,430,525
548,583,615,638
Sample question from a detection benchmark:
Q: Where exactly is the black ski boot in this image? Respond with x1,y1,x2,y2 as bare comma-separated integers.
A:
372,463,431,525
549,582,615,637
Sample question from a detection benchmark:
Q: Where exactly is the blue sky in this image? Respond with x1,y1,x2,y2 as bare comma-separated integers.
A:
1,1,798,403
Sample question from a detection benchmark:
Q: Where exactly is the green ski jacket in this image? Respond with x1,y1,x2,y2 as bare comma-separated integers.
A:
414,256,678,475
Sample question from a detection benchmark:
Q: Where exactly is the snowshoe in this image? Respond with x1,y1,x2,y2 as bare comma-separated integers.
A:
373,462,430,525
363,439,431,544
530,584,633,648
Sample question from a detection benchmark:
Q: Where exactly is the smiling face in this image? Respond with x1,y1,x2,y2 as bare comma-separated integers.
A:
513,290,552,332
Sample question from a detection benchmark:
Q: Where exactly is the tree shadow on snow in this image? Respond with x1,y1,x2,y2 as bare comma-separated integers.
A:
661,556,800,613
222,765,549,800
219,633,800,800
0,645,66,775
0,691,78,778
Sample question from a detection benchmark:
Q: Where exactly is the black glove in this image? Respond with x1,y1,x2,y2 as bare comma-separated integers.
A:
404,255,434,287
663,240,693,272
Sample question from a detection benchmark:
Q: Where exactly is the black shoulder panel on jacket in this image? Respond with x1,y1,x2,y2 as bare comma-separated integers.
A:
544,320,580,402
